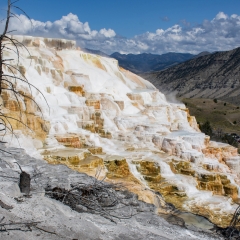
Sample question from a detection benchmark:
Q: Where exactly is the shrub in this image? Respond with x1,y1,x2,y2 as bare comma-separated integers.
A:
224,103,226,106
199,121,213,137
213,99,218,103
222,134,238,148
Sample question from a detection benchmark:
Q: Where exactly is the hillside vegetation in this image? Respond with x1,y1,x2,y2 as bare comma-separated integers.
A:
182,98,240,134
142,47,240,105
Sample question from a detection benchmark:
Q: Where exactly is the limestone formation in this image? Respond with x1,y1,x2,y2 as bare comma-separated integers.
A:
55,135,82,148
2,35,240,228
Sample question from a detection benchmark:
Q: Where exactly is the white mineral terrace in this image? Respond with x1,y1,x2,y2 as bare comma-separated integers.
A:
2,35,240,226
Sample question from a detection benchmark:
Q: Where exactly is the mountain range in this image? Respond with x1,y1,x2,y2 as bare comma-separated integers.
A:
141,47,240,104
110,52,196,73
82,48,211,74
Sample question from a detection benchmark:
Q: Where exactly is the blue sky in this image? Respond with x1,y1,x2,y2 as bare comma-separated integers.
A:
1,0,240,54
12,0,240,37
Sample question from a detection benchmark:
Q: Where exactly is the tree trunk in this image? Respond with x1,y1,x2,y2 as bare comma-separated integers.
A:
19,171,31,195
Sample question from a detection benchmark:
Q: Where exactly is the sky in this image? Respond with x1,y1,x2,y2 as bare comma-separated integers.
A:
1,0,240,55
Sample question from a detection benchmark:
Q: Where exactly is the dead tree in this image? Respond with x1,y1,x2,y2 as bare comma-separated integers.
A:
46,180,138,223
0,0,49,199
216,205,240,239
0,0,48,146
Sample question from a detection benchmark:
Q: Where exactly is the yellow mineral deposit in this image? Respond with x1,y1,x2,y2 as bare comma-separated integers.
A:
3,35,240,228
81,53,107,71
85,99,101,110
68,86,85,96
55,134,82,148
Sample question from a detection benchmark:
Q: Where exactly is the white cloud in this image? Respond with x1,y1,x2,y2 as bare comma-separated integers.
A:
215,12,228,20
0,13,116,44
99,28,116,38
1,12,240,55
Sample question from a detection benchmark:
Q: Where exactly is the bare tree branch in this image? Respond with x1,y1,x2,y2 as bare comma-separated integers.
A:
0,0,49,147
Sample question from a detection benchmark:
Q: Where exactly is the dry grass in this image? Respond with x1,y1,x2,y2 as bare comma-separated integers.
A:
181,98,240,134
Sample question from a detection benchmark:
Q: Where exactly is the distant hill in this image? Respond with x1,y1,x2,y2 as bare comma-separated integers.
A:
82,48,109,58
141,47,240,104
110,52,195,73
193,51,211,58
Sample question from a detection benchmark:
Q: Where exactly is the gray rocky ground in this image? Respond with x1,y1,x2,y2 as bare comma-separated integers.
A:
0,146,223,239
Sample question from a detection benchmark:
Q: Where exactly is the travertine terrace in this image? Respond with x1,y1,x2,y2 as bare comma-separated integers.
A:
2,35,240,227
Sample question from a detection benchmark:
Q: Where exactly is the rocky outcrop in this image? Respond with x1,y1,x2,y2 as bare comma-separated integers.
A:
55,134,83,148
8,35,76,49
